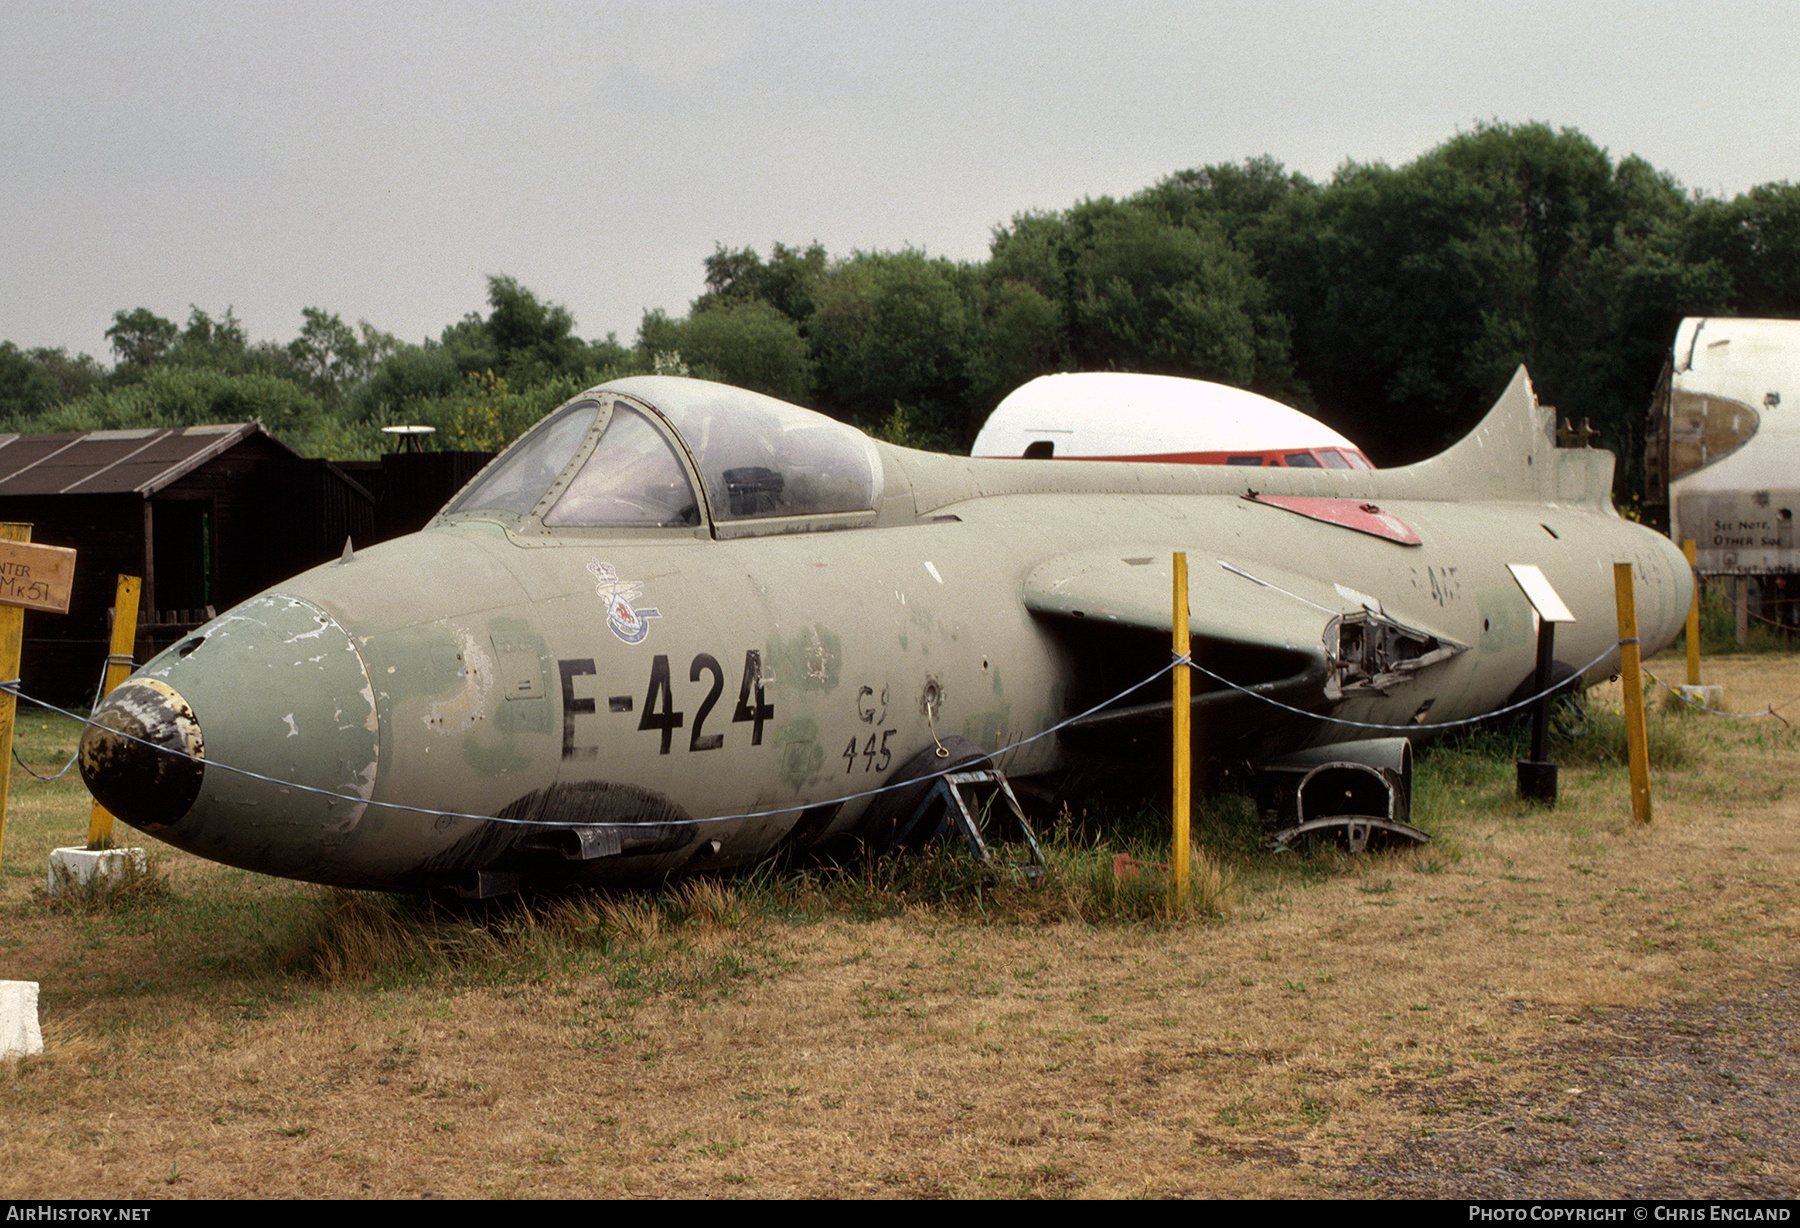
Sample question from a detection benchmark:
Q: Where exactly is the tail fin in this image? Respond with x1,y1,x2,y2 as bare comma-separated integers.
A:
1383,366,1617,508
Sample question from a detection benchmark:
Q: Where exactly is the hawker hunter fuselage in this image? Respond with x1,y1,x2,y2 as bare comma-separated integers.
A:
79,372,1691,892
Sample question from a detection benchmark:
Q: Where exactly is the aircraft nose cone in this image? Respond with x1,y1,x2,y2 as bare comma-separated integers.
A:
74,592,383,883
79,678,206,829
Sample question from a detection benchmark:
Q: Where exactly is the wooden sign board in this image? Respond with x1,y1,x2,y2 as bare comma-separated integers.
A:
0,541,76,614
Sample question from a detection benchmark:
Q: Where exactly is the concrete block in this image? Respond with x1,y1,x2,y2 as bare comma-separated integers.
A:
0,981,42,1058
1665,684,1726,714
47,846,148,897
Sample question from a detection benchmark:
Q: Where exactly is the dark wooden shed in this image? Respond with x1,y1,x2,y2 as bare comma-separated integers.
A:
0,423,375,703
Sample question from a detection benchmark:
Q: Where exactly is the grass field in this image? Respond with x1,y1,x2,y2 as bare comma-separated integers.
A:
1,653,1795,1199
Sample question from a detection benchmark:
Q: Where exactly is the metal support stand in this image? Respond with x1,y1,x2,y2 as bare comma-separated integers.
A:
911,767,1047,881
1507,563,1576,807
1517,618,1559,805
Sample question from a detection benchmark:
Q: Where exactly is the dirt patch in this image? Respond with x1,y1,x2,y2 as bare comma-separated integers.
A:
1349,976,1800,1198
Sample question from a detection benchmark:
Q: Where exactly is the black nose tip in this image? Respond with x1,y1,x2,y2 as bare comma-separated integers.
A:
79,679,205,829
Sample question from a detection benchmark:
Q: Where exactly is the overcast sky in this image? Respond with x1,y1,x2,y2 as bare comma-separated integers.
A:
4,1,1796,362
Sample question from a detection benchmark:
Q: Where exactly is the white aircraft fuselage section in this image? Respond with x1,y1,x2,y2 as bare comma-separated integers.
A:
972,371,1373,468
1665,317,1800,572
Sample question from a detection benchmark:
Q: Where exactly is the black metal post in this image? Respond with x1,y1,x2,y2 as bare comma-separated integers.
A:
1517,620,1559,804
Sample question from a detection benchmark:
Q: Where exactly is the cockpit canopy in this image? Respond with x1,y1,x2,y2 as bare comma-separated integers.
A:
443,376,884,534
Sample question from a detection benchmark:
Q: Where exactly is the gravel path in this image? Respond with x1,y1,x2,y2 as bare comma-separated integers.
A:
1348,971,1800,1198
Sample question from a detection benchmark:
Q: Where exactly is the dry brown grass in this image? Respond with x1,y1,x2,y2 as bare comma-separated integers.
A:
1,654,1796,1199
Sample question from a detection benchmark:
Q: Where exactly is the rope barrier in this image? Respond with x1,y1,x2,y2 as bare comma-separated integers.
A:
1638,668,1795,727
9,634,1771,831
1,662,1183,830
5,649,135,782
11,747,80,781
1176,642,1622,733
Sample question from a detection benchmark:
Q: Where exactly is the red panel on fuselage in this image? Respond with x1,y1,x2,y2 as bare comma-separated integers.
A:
1243,494,1423,545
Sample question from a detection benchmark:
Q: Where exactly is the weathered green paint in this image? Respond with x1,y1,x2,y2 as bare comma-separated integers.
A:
1477,585,1534,652
766,625,843,693
774,717,825,790
960,704,1013,751
462,730,533,777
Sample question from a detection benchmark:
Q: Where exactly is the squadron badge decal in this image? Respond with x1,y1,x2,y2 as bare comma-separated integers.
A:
588,562,661,644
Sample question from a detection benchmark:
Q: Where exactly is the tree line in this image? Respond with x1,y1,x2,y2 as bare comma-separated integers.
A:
3,122,1796,497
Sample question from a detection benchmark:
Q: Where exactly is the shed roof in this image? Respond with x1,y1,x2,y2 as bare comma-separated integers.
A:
0,423,292,497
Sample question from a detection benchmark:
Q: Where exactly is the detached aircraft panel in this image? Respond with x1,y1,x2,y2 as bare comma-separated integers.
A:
1663,317,1800,573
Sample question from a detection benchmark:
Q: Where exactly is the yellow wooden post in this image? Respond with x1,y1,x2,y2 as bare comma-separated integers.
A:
1683,539,1700,686
1613,562,1652,824
86,575,142,848
0,523,30,876
1172,552,1191,901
